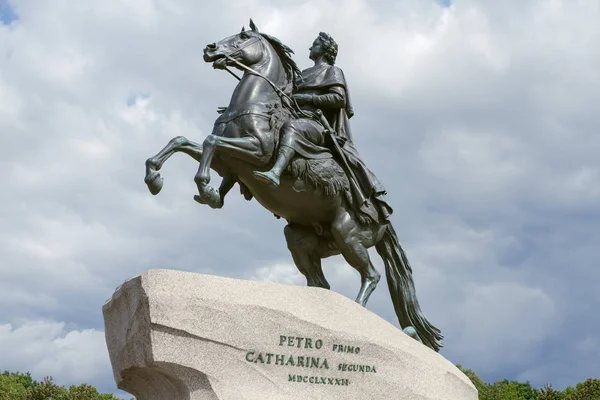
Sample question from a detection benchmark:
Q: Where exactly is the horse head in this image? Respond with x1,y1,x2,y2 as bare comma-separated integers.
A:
203,19,269,71
203,19,301,95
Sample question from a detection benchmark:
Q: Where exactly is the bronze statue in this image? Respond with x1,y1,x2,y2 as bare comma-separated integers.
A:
144,20,443,351
253,32,392,225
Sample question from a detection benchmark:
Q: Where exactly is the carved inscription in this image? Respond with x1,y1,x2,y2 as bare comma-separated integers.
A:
243,335,378,387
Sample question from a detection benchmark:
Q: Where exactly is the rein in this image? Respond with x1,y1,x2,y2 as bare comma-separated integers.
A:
219,37,309,119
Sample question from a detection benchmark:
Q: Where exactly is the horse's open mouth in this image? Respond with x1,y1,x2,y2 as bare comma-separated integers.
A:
203,53,229,69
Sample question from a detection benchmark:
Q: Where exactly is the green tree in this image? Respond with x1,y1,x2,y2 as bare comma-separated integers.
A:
485,379,536,400
28,376,68,400
539,384,565,400
513,381,540,400
0,371,30,400
457,364,490,397
66,383,121,400
563,386,577,399
570,378,600,400
0,371,121,400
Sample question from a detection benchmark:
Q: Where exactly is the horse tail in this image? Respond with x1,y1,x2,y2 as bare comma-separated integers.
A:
375,223,444,352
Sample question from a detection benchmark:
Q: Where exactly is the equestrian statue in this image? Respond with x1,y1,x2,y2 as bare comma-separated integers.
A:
144,19,443,352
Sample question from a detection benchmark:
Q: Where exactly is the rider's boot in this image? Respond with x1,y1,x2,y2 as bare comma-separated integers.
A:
253,146,295,187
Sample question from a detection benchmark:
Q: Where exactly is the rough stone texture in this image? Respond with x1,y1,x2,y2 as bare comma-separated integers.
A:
103,269,478,400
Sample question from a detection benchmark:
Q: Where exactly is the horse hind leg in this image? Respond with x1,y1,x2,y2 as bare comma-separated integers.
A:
330,207,381,307
283,223,333,289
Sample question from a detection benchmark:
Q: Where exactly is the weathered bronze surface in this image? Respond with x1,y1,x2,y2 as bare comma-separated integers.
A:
144,20,443,351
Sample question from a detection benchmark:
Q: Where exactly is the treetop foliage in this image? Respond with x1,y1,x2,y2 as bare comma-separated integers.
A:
2,367,599,400
0,371,124,400
456,365,600,400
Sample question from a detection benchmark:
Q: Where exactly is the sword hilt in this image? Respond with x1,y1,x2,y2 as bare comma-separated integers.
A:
316,109,332,132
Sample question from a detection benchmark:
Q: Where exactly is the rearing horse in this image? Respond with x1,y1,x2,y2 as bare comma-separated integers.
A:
144,20,443,352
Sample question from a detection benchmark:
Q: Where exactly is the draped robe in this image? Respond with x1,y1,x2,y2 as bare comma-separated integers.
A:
279,63,393,222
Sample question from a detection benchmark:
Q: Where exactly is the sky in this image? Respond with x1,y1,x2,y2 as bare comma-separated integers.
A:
0,0,599,397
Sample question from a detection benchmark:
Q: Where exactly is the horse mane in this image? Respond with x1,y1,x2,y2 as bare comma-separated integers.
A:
259,32,302,94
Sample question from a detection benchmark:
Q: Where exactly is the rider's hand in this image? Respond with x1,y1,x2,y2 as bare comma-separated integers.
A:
292,93,313,104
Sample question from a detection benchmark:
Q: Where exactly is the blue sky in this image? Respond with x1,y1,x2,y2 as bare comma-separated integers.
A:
0,1,17,25
0,0,599,398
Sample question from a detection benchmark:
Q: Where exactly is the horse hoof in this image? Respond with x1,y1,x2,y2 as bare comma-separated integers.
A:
145,172,163,195
194,194,206,204
194,191,222,209
403,326,423,343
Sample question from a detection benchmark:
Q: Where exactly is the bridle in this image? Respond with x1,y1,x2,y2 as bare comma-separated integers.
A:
216,35,309,119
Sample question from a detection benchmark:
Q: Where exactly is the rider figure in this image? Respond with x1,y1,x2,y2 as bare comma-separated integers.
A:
253,32,393,222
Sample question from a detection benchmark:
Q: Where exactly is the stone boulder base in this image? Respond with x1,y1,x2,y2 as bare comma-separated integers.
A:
102,269,477,400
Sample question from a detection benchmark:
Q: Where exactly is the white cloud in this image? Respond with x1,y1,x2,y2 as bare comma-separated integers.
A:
250,262,306,286
0,320,113,387
249,259,361,289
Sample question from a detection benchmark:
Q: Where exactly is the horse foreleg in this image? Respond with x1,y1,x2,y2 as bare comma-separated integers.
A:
193,174,236,209
194,133,268,208
145,136,203,195
145,136,236,208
